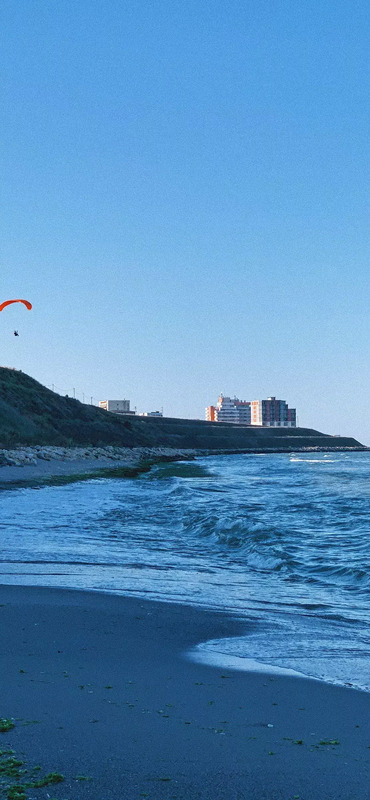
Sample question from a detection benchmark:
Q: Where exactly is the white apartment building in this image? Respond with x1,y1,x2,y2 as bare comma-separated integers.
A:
206,395,251,424
99,400,135,415
206,394,297,427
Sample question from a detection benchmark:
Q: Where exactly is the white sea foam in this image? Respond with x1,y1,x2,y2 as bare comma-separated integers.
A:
290,457,335,463
186,646,313,680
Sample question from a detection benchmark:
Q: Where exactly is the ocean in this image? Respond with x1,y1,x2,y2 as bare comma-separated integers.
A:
1,451,369,691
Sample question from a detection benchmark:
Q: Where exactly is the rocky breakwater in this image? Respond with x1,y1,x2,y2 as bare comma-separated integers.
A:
0,445,197,475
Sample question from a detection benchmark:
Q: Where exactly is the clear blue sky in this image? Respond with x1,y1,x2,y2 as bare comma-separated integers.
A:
1,1,370,442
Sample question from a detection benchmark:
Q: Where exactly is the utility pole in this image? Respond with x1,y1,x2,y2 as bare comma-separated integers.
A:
73,387,75,399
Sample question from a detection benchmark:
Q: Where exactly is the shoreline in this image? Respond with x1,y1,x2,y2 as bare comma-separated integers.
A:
0,444,368,486
0,584,369,799
0,446,197,485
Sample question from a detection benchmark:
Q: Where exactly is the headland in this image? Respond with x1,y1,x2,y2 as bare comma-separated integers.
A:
0,366,365,483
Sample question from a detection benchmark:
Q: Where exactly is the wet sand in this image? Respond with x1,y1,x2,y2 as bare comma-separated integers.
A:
0,585,369,799
0,456,146,484
0,448,195,485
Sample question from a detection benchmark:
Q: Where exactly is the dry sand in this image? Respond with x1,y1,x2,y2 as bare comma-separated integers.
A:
0,585,369,799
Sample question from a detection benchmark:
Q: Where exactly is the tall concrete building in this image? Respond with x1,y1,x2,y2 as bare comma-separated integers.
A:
206,405,217,422
206,395,251,424
251,397,296,427
206,394,296,427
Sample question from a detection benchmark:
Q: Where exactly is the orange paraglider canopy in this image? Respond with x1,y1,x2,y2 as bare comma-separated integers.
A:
0,299,32,312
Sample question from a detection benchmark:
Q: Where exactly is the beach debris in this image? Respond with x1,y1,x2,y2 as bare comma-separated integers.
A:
31,773,64,788
6,784,26,800
0,719,15,733
0,747,65,800
318,739,340,746
0,754,24,779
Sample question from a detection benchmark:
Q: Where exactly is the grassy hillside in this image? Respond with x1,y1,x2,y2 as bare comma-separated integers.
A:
0,367,364,450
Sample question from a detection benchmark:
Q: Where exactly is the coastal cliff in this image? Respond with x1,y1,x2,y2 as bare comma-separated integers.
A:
0,367,364,452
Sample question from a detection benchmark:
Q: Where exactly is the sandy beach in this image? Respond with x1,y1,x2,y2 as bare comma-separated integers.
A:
0,585,369,799
0,456,147,485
